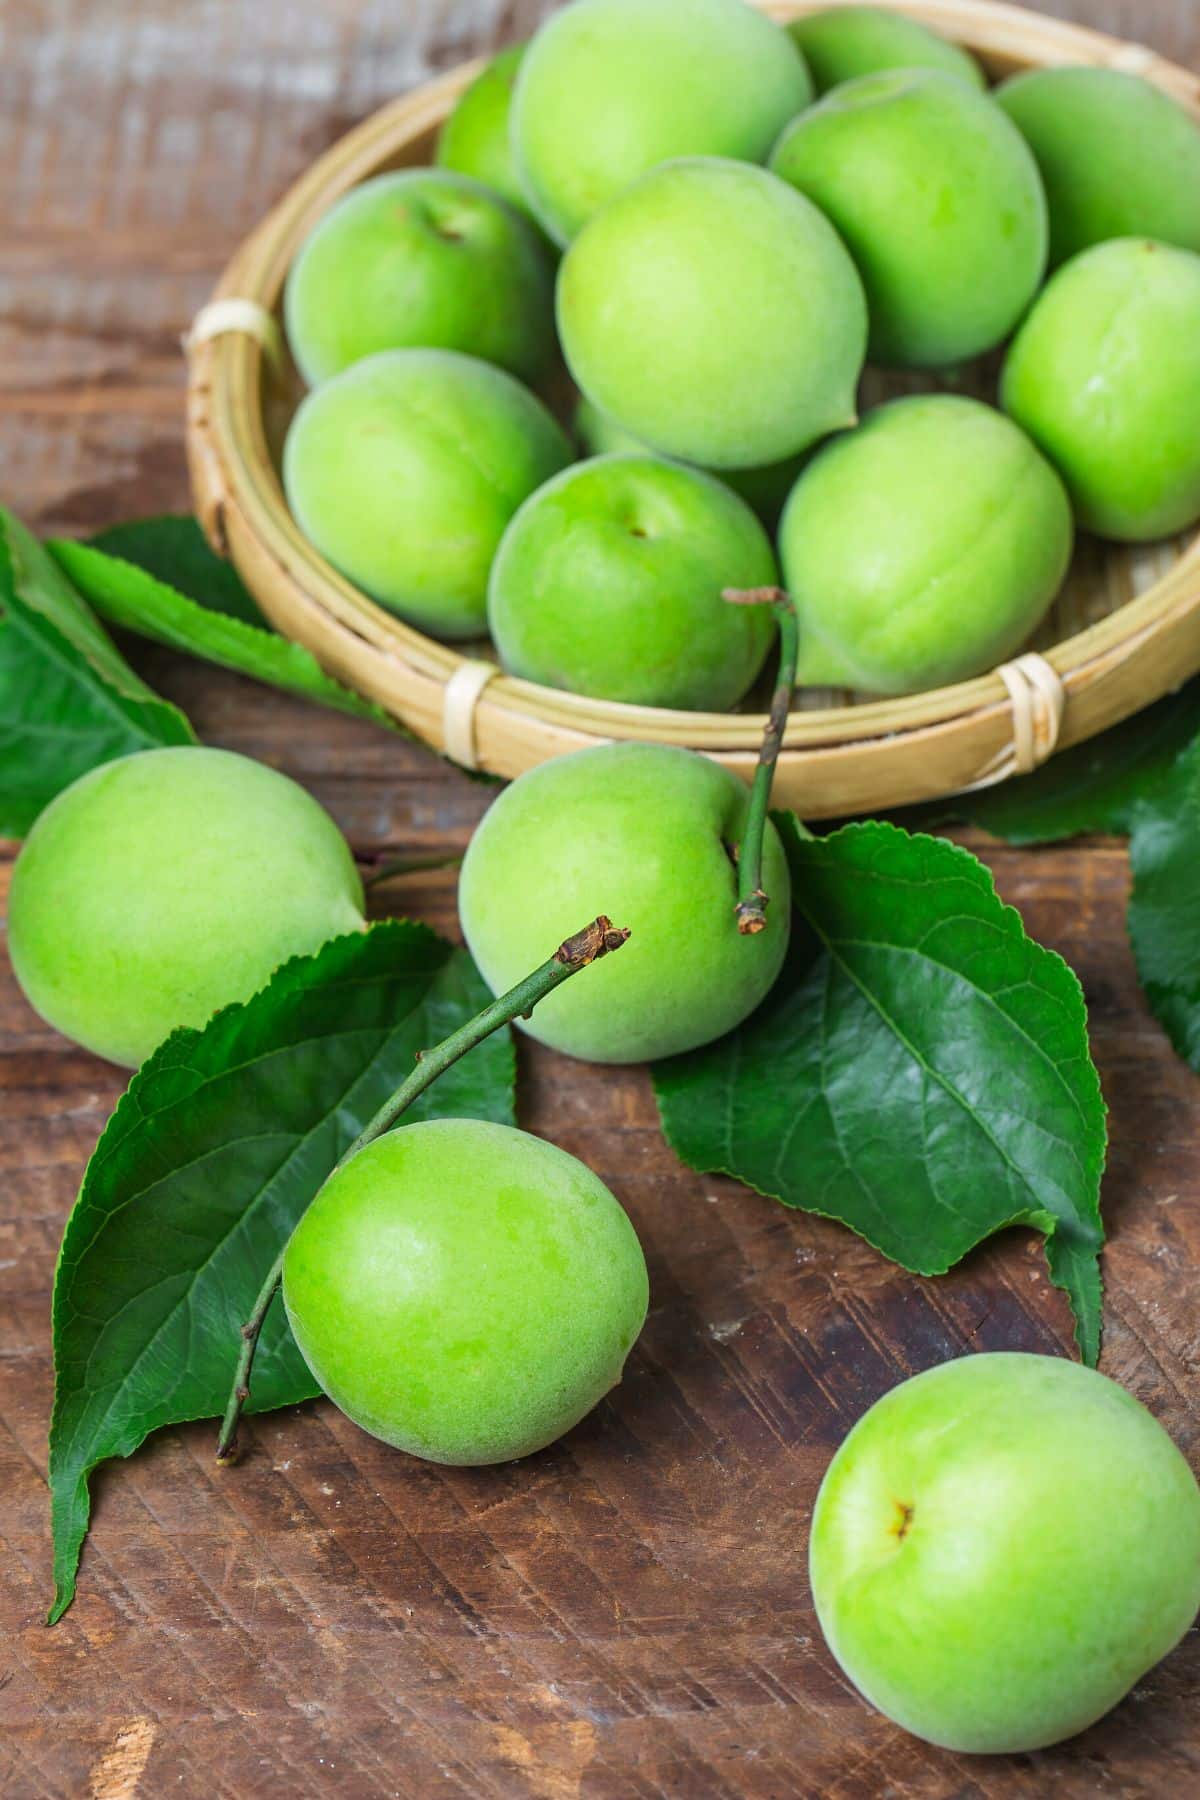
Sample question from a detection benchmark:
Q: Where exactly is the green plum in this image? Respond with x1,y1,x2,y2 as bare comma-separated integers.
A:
488,453,777,710
510,0,813,246
282,1118,649,1464
573,397,806,528
559,157,867,470
435,46,532,219
283,168,555,388
1001,238,1200,543
770,69,1047,368
787,6,985,95
998,67,1200,268
811,1353,1200,1753
779,395,1073,694
459,743,790,1063
283,348,573,639
8,746,364,1068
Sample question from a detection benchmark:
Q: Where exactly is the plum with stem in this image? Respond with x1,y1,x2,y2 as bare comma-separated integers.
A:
216,917,648,1467
458,738,792,1063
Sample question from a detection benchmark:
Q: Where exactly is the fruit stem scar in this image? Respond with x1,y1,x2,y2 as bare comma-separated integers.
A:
892,1499,915,1542
721,586,799,935
214,915,630,1464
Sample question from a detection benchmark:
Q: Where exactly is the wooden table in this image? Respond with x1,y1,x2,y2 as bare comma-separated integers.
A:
4,3,1200,1793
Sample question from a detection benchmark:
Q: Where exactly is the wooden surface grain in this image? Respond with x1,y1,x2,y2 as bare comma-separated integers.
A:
4,3,1200,1794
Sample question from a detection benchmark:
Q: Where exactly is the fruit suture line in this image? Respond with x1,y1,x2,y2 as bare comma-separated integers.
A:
214,914,630,1462
722,585,800,934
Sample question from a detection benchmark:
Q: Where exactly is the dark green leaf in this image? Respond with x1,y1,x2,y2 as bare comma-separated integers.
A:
948,681,1200,846
85,514,267,624
0,509,194,837
654,817,1107,1361
49,920,514,1624
50,529,394,728
1129,734,1200,1070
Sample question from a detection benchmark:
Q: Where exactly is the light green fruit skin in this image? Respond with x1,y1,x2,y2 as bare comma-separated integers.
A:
458,742,790,1064
8,746,364,1068
559,157,867,470
574,397,806,528
488,453,777,710
282,1118,649,1464
810,1353,1200,1754
511,0,813,247
787,6,985,96
770,69,1047,369
435,46,532,219
780,395,1073,694
998,67,1200,269
283,168,555,389
283,348,573,639
1001,238,1200,544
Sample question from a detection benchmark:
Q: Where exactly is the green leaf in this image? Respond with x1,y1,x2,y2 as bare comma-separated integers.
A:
48,920,514,1625
1128,734,1200,1071
654,817,1107,1361
0,510,195,837
50,522,394,728
85,514,268,624
951,681,1200,846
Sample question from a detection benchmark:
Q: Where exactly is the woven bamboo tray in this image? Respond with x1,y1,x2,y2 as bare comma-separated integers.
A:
185,0,1200,817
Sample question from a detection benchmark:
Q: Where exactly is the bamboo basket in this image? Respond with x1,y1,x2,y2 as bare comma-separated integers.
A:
186,0,1200,817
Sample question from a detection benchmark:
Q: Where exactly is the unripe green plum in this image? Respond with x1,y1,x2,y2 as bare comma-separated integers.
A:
787,6,985,95
1001,238,1200,543
488,453,777,710
573,397,806,528
436,46,531,220
559,157,867,470
779,396,1073,694
283,169,555,388
997,67,1200,268
282,1118,649,1463
459,743,790,1064
511,0,813,246
770,69,1047,368
8,747,364,1068
811,1353,1200,1753
283,348,573,639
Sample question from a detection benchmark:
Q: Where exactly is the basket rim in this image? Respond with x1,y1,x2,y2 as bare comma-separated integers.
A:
185,0,1200,780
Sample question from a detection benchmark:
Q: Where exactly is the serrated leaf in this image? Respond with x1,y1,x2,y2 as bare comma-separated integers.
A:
50,521,394,728
85,514,268,624
951,681,1200,846
654,817,1107,1361
0,509,194,836
49,920,514,1625
1128,734,1200,1071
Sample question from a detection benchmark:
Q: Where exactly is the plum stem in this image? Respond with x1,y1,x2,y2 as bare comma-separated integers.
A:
214,914,630,1465
722,586,799,935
